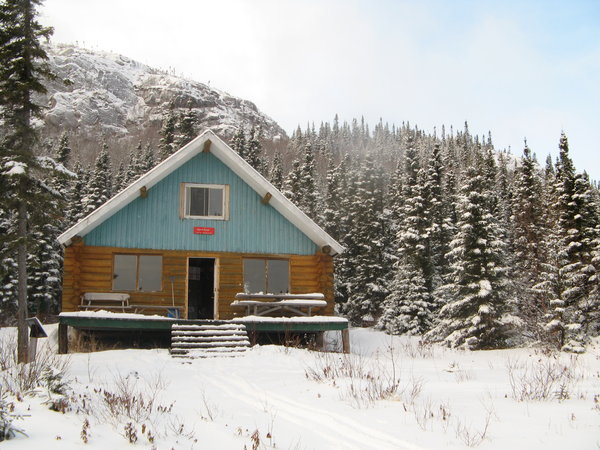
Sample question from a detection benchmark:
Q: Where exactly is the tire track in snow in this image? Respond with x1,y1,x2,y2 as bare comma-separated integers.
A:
197,368,424,450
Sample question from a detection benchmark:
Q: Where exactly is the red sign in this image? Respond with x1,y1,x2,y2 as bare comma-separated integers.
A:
193,227,215,235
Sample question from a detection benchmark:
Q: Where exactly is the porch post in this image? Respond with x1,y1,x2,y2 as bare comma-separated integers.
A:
341,328,350,354
58,322,68,354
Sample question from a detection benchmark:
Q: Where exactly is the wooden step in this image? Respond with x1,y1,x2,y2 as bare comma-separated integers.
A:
170,322,250,359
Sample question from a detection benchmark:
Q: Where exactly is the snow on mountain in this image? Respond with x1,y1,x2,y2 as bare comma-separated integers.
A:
38,44,286,160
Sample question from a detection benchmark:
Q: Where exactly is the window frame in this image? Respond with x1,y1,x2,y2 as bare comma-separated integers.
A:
243,258,290,294
112,253,163,292
180,183,229,220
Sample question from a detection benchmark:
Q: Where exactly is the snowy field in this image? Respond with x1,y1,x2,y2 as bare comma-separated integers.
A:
1,325,599,449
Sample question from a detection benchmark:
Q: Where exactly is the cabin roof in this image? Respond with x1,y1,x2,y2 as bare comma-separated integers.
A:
57,130,344,255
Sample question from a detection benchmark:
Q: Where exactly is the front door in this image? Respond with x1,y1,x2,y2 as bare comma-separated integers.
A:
187,258,215,319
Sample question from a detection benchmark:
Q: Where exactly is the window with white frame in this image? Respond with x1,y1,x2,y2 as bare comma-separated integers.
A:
181,183,228,219
112,254,162,292
243,258,289,294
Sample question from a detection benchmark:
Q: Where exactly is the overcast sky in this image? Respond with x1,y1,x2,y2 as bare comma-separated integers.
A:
40,0,600,178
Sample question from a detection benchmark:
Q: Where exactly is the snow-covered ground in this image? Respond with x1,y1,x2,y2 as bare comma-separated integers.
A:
1,325,598,449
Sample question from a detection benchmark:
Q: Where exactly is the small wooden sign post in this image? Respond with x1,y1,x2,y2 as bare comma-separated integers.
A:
26,317,48,362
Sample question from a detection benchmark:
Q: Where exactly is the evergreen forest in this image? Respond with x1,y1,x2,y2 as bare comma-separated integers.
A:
2,110,600,352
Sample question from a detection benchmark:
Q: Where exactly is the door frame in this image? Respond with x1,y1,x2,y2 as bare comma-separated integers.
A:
186,257,219,320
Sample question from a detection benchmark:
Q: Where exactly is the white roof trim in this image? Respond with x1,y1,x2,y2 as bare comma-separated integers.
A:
57,130,344,255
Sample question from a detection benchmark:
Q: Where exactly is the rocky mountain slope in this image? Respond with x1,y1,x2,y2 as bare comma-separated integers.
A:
38,44,286,162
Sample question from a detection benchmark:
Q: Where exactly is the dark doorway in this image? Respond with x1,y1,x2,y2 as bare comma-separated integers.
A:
187,258,215,319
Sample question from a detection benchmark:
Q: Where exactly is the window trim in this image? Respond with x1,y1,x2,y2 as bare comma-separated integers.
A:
112,253,163,292
180,183,229,220
243,257,290,294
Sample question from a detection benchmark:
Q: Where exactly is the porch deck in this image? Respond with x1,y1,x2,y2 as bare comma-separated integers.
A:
57,311,349,354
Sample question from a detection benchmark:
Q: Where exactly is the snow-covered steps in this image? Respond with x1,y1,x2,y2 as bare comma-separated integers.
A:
170,323,250,358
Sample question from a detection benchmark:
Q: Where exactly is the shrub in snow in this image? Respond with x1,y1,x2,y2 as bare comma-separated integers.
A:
0,388,24,441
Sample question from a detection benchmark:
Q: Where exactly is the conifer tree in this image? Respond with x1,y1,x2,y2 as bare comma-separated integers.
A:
140,143,155,173
269,150,284,191
513,142,546,336
125,142,141,185
549,133,599,350
423,143,451,287
296,142,320,221
0,0,55,361
0,206,18,322
379,139,434,335
425,167,514,349
175,103,197,148
379,167,434,335
322,157,345,241
282,158,302,207
158,103,177,160
55,133,71,166
83,143,112,214
66,162,88,224
231,125,247,158
113,161,127,193
341,154,388,324
246,126,266,175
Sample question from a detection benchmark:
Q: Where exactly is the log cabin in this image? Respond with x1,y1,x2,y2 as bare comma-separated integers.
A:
57,130,344,322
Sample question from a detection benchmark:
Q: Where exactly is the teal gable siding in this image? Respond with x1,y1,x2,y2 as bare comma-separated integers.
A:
84,152,318,255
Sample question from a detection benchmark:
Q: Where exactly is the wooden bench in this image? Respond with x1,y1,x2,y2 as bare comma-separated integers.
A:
231,293,327,317
79,293,182,317
79,293,131,312
130,304,182,318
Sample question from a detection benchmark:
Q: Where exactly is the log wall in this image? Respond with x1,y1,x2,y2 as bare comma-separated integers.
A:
62,242,335,319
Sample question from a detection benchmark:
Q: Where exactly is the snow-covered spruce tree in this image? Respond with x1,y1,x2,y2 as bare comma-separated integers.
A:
296,142,320,222
246,126,267,176
175,103,197,148
567,172,600,342
269,150,284,191
379,167,434,335
113,161,127,193
49,133,73,210
0,205,18,323
140,143,155,174
66,162,88,225
322,156,346,242
28,220,62,316
587,227,600,338
425,166,515,349
340,153,388,325
124,141,144,185
550,133,599,351
383,160,404,261
231,125,247,159
512,142,547,338
379,136,435,335
281,157,302,207
334,158,360,313
532,156,565,346
83,143,112,215
0,0,55,361
423,143,452,287
54,132,71,166
158,103,177,160
27,140,76,317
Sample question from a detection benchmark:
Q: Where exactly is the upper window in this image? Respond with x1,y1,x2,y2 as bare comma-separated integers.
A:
182,183,228,220
243,258,289,294
113,254,162,292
